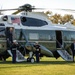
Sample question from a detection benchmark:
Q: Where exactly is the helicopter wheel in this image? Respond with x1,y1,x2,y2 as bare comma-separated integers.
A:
27,57,35,63
27,57,31,62
30,57,35,63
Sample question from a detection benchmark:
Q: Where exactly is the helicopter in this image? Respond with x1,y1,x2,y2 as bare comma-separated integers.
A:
0,4,74,62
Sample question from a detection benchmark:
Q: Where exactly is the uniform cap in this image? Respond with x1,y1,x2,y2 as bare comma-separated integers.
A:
13,40,17,43
35,41,38,44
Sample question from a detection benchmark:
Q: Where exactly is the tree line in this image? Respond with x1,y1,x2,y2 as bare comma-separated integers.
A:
45,11,75,25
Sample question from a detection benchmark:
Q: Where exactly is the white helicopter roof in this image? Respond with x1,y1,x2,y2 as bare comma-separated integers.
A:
21,12,52,23
0,12,75,31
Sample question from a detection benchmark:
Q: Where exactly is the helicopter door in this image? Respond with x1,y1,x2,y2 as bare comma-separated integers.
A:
56,31,62,48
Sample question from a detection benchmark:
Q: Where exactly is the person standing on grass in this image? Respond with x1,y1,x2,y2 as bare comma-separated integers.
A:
71,40,75,62
34,41,41,63
12,40,19,63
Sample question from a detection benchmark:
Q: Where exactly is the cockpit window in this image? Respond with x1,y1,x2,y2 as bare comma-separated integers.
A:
20,17,48,27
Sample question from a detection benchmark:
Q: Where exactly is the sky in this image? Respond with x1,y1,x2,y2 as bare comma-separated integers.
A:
0,0,75,16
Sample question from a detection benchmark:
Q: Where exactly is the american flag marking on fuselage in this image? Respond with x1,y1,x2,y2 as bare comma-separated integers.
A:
11,17,20,24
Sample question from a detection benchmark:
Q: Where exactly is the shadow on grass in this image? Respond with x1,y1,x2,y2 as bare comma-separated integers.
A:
0,60,74,65
40,60,74,64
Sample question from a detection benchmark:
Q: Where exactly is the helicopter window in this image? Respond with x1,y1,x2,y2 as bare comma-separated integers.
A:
21,17,48,27
63,31,71,41
21,17,27,22
15,29,22,40
29,33,39,40
22,29,55,41
2,16,8,21
70,31,75,41
39,30,55,41
63,31,75,41
0,28,5,39
49,31,56,41
15,29,25,40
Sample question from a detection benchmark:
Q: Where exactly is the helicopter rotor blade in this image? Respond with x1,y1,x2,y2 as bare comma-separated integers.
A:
12,10,22,14
56,9,75,11
0,3,75,14
0,8,18,11
50,8,75,13
57,9,75,13
34,7,75,12
32,7,45,10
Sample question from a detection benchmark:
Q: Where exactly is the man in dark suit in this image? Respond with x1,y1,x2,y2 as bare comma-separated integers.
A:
12,40,19,63
9,28,13,44
34,41,41,63
71,41,75,62
5,27,13,50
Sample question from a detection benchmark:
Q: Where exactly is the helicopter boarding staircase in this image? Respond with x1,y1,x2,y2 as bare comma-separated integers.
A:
7,50,27,62
40,44,73,61
57,50,73,61
56,40,73,61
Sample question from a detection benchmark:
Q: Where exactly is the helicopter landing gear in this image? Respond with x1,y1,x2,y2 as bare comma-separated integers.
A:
27,51,35,63
27,57,35,63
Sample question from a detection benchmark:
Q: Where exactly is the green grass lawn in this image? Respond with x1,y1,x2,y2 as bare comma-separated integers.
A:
0,57,75,75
